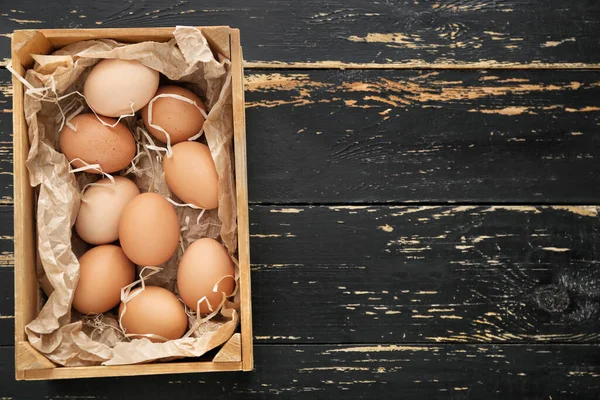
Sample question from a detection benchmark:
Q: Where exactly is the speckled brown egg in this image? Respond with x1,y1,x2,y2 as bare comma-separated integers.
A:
177,238,235,314
118,193,180,266
72,245,136,314
163,142,219,210
119,286,188,341
141,85,207,144
59,113,135,174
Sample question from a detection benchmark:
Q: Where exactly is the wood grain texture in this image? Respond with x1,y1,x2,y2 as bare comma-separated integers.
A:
38,27,231,58
21,361,244,381
244,69,600,203
231,28,254,371
16,341,56,376
2,1,600,392
248,205,600,344
213,333,242,362
0,345,598,398
0,267,14,346
0,69,13,205
1,1,600,66
0,204,18,348
1,69,600,204
3,205,600,346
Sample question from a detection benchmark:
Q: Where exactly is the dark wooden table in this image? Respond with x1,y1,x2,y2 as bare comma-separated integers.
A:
1,1,600,398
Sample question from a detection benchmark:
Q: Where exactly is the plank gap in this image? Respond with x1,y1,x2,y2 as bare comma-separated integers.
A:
244,62,600,71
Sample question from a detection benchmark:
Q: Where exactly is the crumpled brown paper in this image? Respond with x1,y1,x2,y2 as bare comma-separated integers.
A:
19,26,239,366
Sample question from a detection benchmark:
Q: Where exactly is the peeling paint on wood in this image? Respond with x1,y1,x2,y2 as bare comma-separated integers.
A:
378,224,394,232
565,106,600,112
542,247,570,252
1,1,600,65
6,18,42,24
248,205,600,345
550,206,599,217
269,208,304,214
74,343,594,399
325,345,437,353
244,69,600,203
1,2,600,396
543,38,576,48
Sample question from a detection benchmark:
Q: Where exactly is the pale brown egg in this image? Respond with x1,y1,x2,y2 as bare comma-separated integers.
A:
84,59,160,117
76,176,140,245
141,85,207,144
177,238,235,314
118,286,188,341
59,113,135,174
73,245,136,314
163,142,219,209
118,193,180,266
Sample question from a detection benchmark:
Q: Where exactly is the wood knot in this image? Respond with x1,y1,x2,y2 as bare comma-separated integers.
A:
558,267,600,299
532,284,570,313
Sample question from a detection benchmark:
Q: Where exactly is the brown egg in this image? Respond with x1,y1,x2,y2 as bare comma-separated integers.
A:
76,176,140,245
59,113,135,174
141,85,207,144
119,286,188,341
73,245,136,314
177,238,235,314
84,59,160,117
163,142,219,209
118,193,180,266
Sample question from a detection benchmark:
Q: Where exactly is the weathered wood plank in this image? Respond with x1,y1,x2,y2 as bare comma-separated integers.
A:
1,1,600,66
0,69,13,205
0,344,598,398
0,268,14,346
0,204,15,348
247,205,600,344
4,205,600,346
244,69,600,203
2,69,600,204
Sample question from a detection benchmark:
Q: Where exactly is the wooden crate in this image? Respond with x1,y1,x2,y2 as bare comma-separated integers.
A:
11,27,253,380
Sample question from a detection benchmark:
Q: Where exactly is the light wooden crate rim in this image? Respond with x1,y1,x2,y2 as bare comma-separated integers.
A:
12,26,253,380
